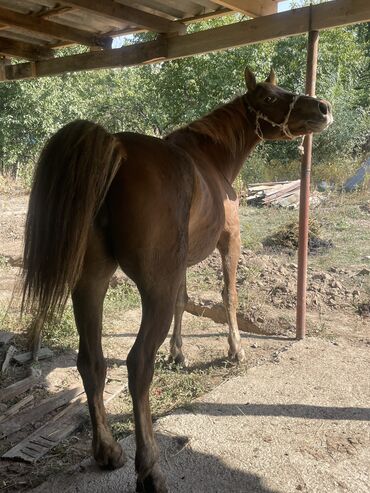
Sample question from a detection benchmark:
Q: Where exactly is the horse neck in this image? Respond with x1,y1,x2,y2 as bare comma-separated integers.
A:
168,96,260,184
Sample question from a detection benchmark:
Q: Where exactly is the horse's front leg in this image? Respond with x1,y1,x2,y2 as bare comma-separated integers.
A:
169,275,188,366
72,233,125,470
217,222,246,363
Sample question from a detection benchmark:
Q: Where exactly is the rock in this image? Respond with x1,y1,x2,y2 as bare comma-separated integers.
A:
357,268,370,276
330,280,343,290
288,263,298,270
312,272,331,282
328,298,336,306
251,343,258,348
0,403,8,412
352,290,360,297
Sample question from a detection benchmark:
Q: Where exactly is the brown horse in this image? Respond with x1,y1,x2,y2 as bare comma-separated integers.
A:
22,67,332,493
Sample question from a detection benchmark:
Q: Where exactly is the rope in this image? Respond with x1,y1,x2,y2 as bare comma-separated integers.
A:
245,93,303,141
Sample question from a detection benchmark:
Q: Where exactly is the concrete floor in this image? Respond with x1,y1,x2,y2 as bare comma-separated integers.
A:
33,338,370,493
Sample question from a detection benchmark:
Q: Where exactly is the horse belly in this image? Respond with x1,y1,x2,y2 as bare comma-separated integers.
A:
186,202,224,266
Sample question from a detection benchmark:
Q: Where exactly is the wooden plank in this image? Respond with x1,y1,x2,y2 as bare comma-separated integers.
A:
0,386,84,438
0,37,54,61
13,347,54,364
0,0,369,81
60,0,184,33
2,382,127,462
3,37,168,80
248,181,290,187
212,0,277,17
185,299,271,335
1,345,16,373
263,179,300,198
2,399,86,462
0,376,39,403
0,395,34,423
0,6,111,47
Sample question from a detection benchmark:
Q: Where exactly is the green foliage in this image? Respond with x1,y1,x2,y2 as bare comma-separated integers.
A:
0,19,368,186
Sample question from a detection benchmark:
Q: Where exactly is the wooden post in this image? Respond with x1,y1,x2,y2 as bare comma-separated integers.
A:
296,28,319,340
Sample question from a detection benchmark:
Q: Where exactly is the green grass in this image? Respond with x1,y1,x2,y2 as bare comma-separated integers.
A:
109,351,237,442
240,190,370,272
0,254,9,268
105,281,141,313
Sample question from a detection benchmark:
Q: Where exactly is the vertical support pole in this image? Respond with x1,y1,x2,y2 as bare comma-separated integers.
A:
296,29,319,340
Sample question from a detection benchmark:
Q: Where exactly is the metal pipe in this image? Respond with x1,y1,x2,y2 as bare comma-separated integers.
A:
296,29,319,340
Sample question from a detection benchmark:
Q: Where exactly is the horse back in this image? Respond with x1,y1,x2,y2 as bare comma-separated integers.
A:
105,132,194,282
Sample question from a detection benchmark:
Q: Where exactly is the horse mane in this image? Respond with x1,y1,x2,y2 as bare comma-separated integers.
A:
170,96,249,156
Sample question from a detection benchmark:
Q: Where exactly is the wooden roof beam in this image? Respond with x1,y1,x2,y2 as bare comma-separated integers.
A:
168,0,370,58
3,38,168,81
60,0,186,34
0,38,54,60
1,0,369,82
212,0,277,17
0,6,112,48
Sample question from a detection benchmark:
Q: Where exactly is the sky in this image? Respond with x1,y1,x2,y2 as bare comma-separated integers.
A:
278,1,293,12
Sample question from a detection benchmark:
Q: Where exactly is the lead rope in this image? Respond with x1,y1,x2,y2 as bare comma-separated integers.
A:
246,93,305,154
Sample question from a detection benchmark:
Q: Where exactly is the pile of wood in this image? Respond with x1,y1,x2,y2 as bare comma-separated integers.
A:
0,330,126,463
246,180,301,208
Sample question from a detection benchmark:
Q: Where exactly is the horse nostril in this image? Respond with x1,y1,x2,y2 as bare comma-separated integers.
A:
318,101,328,116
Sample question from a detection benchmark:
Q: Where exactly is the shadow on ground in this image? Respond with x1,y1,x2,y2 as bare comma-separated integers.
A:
182,402,370,421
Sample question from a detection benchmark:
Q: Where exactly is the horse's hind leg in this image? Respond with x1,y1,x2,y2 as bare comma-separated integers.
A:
72,229,125,470
217,226,246,363
127,270,184,493
169,274,188,366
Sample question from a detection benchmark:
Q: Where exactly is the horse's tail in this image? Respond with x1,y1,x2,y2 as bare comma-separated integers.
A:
22,120,125,337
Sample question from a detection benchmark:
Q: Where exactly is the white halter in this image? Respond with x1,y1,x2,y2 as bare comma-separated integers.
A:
245,93,302,140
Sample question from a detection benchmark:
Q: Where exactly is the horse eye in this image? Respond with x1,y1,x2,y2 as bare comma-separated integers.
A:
264,96,276,103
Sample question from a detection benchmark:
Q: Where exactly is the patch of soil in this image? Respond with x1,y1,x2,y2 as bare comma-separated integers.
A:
192,249,363,315
262,219,333,254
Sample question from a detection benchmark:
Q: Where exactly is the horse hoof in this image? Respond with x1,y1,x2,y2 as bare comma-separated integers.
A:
168,353,188,367
228,347,246,364
96,442,126,470
136,465,168,493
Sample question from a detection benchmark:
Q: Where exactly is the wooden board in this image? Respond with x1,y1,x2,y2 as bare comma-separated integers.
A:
0,386,84,438
185,299,271,335
0,395,34,423
2,382,127,462
13,347,54,364
1,345,16,373
212,0,277,17
0,375,39,403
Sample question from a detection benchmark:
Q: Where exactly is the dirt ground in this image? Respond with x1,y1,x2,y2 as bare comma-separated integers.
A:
0,186,369,491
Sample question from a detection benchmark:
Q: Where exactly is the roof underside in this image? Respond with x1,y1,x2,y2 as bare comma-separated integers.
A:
0,0,369,82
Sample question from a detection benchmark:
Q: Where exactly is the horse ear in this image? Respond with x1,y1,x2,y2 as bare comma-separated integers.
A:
244,67,257,91
265,68,277,85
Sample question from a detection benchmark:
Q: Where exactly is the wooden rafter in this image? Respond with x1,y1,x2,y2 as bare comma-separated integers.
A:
60,0,185,33
1,0,369,82
0,37,54,60
212,0,277,17
0,6,112,48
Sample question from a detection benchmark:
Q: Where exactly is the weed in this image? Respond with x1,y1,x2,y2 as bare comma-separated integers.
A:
0,255,9,268
42,306,78,350
105,281,141,312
